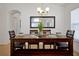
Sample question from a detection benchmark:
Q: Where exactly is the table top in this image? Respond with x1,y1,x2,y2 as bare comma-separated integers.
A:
15,34,68,39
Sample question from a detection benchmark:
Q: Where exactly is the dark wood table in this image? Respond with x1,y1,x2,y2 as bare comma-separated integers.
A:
10,34,73,56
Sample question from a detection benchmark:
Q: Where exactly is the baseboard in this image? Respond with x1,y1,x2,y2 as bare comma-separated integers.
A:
0,43,10,46
0,41,10,45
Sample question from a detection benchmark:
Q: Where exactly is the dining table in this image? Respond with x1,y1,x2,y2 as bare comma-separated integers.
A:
10,34,73,56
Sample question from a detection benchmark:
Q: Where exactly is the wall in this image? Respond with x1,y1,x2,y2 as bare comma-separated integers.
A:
0,3,66,44
7,3,65,34
0,4,9,44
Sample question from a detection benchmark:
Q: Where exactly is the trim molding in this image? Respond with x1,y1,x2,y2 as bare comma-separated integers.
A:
0,40,10,45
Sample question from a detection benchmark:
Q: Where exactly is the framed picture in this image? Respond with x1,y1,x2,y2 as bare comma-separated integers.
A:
30,16,55,28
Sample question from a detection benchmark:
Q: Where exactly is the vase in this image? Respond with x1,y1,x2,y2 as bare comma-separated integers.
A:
38,31,43,37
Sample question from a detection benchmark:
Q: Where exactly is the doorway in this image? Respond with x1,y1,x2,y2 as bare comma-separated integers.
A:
71,8,79,53
71,8,79,41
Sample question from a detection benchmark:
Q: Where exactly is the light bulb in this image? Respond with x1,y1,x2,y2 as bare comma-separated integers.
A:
37,7,41,11
45,7,49,11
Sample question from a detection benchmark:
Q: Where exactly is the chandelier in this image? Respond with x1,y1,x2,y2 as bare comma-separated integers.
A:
37,7,49,16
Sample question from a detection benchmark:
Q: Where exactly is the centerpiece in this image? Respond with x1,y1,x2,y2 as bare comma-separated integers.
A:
38,21,43,37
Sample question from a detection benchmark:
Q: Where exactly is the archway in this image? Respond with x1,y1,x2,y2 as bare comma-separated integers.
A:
71,8,79,40
9,10,21,34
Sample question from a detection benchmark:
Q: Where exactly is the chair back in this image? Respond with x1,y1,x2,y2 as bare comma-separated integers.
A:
9,30,15,39
66,30,75,39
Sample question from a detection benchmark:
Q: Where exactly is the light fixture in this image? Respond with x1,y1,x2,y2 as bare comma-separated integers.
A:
37,7,49,16
37,7,41,12
45,7,49,12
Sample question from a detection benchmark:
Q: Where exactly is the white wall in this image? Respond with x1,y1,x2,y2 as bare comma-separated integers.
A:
0,4,9,44
7,3,65,34
0,3,67,44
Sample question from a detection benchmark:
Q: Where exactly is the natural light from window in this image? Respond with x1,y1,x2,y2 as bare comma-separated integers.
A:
71,8,79,40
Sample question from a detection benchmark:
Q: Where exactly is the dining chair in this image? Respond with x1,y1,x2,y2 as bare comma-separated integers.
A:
57,30,75,50
9,30,15,39
66,30,75,38
9,30,23,49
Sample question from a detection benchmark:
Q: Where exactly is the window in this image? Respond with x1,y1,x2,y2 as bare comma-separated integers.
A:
71,8,79,40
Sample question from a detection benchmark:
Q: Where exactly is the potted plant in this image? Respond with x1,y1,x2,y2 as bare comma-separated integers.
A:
38,21,43,37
